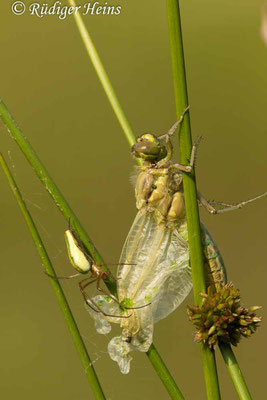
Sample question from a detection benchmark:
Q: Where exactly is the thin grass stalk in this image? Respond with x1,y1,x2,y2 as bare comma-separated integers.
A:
0,101,185,400
67,0,136,149
219,343,252,400
0,100,116,294
166,1,221,399
0,153,106,400
146,344,185,400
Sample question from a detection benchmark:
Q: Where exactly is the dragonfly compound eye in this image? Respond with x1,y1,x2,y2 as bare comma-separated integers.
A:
131,134,167,161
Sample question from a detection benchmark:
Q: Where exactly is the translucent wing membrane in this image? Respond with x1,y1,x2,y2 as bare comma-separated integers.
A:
85,295,122,334
108,337,133,374
85,293,154,374
84,210,192,373
117,211,191,323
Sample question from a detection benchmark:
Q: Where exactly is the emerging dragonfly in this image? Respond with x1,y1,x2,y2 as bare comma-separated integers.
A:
88,107,266,373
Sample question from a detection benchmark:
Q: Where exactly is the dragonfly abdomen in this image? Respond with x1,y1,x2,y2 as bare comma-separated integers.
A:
201,224,227,288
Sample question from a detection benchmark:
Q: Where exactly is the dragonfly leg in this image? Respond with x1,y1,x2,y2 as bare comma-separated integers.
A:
158,106,190,142
165,106,190,138
172,136,203,173
198,191,267,214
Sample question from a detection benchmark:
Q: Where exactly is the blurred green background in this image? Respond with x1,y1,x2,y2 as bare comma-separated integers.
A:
0,0,266,399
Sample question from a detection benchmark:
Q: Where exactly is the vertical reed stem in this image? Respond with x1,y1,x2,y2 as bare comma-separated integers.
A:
166,1,221,398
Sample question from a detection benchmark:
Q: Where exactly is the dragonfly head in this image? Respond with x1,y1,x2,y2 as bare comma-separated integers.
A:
132,134,167,162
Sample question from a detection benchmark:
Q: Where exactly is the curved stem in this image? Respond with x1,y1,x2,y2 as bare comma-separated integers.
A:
166,1,221,399
0,99,116,295
67,0,136,148
0,153,106,400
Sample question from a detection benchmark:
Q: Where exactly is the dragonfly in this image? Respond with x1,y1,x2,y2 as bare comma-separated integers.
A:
118,106,267,309
83,108,267,373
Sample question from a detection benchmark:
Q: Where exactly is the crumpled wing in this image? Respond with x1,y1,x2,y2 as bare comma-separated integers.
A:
117,211,192,323
149,228,192,323
84,295,122,334
85,294,154,374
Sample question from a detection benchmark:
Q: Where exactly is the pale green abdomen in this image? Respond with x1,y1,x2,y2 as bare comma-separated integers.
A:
201,224,227,287
178,222,227,288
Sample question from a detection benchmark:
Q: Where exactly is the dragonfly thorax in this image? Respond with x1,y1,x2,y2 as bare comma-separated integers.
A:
135,164,185,225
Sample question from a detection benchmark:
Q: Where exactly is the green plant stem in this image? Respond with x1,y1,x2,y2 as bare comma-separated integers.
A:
166,1,221,399
147,344,185,400
0,99,116,294
0,153,106,400
199,344,221,399
219,343,252,400
67,0,136,148
0,100,185,400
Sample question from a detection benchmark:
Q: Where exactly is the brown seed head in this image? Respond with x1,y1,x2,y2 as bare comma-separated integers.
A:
187,282,262,348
